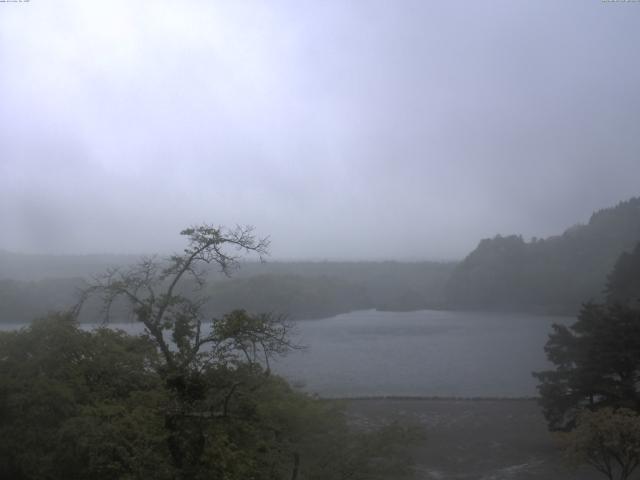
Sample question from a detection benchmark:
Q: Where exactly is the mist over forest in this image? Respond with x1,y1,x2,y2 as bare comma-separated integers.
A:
2,197,639,323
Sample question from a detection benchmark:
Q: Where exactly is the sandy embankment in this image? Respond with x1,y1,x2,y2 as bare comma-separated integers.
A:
345,398,601,480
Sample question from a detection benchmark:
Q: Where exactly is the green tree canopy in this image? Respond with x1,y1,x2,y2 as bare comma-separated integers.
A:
533,303,640,431
563,408,640,480
0,313,171,480
0,313,419,480
0,224,421,479
606,241,640,309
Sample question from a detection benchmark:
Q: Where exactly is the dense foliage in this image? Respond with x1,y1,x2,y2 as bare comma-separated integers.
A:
0,225,421,479
446,197,640,314
534,242,640,478
562,408,640,480
533,303,640,431
0,314,418,480
0,314,169,479
534,242,640,433
606,241,640,309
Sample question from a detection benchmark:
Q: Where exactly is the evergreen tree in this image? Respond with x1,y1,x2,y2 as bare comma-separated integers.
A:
533,304,640,431
606,241,640,309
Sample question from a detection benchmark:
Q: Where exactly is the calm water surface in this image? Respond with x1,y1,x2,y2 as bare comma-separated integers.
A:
273,309,571,398
2,309,572,398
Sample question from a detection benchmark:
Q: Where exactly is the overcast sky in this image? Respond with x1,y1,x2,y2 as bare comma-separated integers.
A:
1,1,639,260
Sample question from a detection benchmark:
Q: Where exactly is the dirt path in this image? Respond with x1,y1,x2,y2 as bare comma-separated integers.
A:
346,398,601,480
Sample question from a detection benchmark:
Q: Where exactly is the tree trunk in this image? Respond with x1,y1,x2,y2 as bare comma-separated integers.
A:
291,452,300,480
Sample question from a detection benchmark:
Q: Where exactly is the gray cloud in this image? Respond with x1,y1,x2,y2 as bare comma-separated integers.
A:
1,0,639,259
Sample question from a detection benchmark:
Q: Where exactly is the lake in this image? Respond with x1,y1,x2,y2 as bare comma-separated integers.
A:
1,309,572,398
272,309,571,398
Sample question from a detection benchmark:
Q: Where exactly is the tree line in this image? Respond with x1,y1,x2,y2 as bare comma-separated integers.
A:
0,259,454,323
3,197,639,322
446,197,640,314
0,225,419,480
534,239,640,480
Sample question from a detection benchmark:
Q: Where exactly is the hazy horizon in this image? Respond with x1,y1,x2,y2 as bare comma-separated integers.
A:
0,247,457,263
0,194,633,262
2,1,640,260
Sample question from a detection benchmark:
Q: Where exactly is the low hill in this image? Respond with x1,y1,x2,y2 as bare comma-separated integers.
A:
445,197,640,314
0,257,455,323
5,197,637,321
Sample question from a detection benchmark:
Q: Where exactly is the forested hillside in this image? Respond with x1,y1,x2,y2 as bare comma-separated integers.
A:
606,240,640,308
445,197,640,314
3,197,639,322
0,257,454,323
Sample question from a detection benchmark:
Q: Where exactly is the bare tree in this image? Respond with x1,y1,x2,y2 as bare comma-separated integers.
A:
74,224,304,476
75,223,302,379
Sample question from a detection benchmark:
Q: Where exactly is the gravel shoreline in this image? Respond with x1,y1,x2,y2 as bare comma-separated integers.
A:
344,398,601,480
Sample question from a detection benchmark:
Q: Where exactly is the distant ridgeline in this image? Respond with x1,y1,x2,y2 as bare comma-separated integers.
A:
0,253,454,323
445,197,640,314
2,197,639,323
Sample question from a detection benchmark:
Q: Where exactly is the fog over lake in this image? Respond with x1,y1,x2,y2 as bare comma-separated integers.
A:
3,309,569,398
